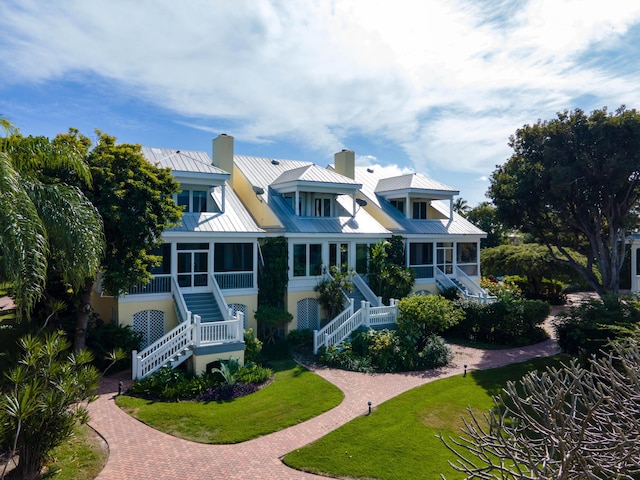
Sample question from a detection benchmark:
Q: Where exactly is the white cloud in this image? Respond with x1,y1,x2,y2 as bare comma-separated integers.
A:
2,0,640,178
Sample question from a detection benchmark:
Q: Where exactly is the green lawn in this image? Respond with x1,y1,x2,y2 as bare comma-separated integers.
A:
41,423,107,480
116,359,344,443
283,355,567,480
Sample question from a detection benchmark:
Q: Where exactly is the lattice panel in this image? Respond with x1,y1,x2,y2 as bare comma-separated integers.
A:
132,310,166,349
296,298,319,330
229,303,248,328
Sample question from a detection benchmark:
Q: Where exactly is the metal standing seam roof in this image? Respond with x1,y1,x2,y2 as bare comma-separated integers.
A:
234,155,389,235
374,173,458,195
272,164,361,189
167,182,264,235
353,166,485,237
142,147,229,176
140,148,263,235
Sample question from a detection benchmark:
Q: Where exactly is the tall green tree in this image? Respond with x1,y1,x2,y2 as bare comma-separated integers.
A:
489,106,640,295
453,197,471,216
0,122,104,320
466,201,508,248
71,131,182,350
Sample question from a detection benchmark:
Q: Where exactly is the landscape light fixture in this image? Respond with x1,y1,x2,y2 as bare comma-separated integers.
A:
368,401,372,414
463,364,467,377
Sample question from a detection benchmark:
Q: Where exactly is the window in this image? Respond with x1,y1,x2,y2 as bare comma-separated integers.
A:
176,190,208,212
150,243,171,274
214,243,253,271
412,201,428,219
390,199,405,214
409,242,433,279
410,243,433,265
193,191,207,212
293,243,323,277
314,197,331,217
356,244,370,274
457,242,478,276
329,243,349,269
293,244,307,276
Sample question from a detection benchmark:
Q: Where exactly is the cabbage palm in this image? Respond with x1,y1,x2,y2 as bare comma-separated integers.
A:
0,120,104,319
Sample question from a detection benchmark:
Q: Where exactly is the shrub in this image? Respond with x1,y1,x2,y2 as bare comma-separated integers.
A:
128,361,270,401
195,383,261,402
555,294,640,358
85,315,143,372
319,328,453,373
287,328,314,352
449,297,550,346
244,328,263,364
397,295,464,349
255,307,293,344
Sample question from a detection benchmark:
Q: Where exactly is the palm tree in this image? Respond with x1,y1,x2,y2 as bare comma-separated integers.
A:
0,121,104,319
453,197,471,216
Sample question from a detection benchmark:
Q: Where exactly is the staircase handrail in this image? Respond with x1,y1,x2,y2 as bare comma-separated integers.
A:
352,273,382,306
314,299,355,354
197,313,244,345
454,266,497,303
171,275,191,323
314,307,364,354
435,266,462,293
132,313,193,379
369,300,399,326
209,273,232,320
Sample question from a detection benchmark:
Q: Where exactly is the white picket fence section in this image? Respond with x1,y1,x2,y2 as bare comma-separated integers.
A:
132,311,244,380
313,299,398,354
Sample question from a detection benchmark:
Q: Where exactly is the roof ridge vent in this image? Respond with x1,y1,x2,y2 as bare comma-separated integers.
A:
271,159,280,165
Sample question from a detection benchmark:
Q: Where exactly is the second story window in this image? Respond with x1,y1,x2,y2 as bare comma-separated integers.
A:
412,201,428,219
177,190,208,212
314,197,331,217
390,199,405,214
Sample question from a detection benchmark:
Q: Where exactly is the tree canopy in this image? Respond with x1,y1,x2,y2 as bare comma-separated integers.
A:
465,201,508,248
0,122,104,319
488,106,640,294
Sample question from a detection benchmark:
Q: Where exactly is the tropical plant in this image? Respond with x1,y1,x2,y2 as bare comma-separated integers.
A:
314,265,354,320
0,122,104,321
0,332,100,480
367,239,415,304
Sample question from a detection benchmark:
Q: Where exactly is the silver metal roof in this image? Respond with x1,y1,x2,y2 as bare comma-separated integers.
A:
167,182,264,235
375,173,458,195
353,166,485,237
142,147,229,176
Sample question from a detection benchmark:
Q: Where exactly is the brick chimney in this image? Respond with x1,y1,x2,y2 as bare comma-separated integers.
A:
334,149,355,179
212,133,234,185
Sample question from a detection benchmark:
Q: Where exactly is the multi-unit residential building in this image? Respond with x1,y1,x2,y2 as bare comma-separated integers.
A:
92,134,489,379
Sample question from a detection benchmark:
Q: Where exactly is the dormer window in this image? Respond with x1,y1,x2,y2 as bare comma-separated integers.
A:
412,201,428,219
177,189,208,212
390,199,405,214
314,197,332,217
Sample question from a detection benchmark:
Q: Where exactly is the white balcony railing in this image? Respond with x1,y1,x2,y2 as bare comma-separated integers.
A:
214,271,254,289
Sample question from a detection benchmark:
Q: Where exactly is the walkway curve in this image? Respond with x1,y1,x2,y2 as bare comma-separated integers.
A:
88,337,560,480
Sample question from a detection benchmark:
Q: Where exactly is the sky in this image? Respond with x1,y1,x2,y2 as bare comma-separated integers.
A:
2,0,640,206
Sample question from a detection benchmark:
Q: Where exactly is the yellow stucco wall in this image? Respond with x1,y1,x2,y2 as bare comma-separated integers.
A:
117,298,179,331
224,293,259,331
90,291,118,324
233,166,283,229
286,289,319,331
190,349,245,375
411,282,440,295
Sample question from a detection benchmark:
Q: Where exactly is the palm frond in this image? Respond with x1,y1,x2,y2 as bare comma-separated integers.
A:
0,152,48,317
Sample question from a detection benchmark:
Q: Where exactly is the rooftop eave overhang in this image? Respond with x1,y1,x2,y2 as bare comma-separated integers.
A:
376,187,459,200
171,171,230,186
272,180,361,195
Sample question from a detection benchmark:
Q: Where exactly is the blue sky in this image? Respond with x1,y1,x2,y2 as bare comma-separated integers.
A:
2,0,640,206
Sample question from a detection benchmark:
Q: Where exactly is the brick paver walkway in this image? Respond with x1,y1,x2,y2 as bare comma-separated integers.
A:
88,334,561,480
